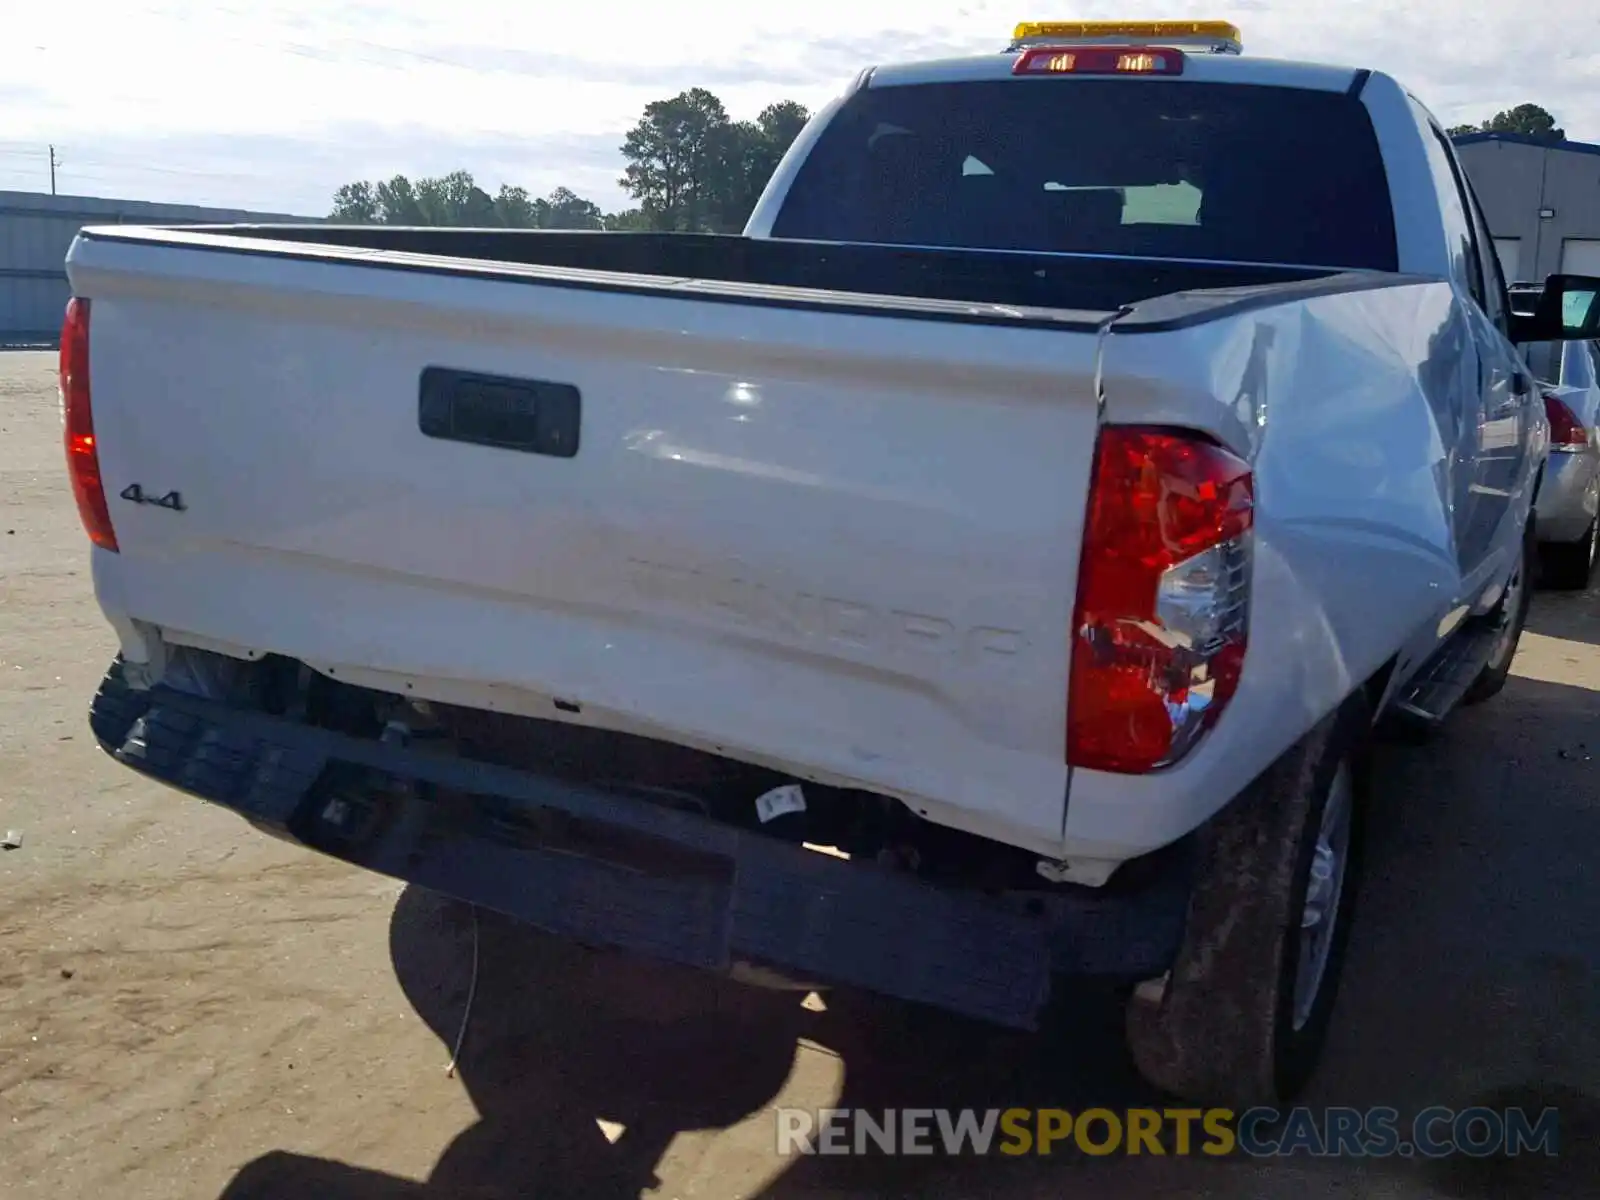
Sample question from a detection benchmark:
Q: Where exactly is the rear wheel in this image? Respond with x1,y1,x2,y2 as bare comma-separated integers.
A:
1124,697,1369,1105
1462,518,1536,706
1538,518,1597,592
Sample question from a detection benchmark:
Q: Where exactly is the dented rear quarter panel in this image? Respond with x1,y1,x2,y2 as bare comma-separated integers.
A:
1063,277,1533,863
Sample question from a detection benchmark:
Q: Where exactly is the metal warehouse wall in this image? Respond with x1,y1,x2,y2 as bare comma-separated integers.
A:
1454,134,1600,285
0,190,311,344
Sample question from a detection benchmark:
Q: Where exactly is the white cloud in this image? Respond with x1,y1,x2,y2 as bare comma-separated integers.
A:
0,0,1593,214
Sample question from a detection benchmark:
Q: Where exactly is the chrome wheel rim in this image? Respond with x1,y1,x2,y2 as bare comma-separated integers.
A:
1293,762,1353,1031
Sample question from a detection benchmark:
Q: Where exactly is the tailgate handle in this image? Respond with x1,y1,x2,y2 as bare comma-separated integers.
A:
419,367,580,458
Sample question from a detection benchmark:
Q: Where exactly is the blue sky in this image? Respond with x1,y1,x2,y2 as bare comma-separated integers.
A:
1,0,1594,217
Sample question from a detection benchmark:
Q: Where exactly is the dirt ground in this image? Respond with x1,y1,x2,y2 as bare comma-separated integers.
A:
3,347,1599,1199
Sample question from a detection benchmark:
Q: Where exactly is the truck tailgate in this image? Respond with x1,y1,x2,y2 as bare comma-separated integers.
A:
69,233,1107,853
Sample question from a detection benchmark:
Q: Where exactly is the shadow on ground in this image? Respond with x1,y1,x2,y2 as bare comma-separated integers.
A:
214,665,1600,1199
219,885,1147,1199
1526,578,1600,646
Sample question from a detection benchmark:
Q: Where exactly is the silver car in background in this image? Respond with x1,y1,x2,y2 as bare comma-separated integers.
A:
1511,282,1600,587
1523,332,1600,588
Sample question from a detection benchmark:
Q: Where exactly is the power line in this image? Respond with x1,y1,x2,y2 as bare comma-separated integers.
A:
0,146,58,192
0,146,289,185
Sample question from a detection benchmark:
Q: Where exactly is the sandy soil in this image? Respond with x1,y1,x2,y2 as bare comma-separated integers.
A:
3,348,1599,1199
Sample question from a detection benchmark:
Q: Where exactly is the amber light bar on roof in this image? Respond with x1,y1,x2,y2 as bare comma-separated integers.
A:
1010,20,1243,54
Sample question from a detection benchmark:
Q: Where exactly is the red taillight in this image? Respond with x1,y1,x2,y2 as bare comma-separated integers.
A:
60,297,118,552
1013,45,1186,76
1544,392,1589,450
1067,428,1254,774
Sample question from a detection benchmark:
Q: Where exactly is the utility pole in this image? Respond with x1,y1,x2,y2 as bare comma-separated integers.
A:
49,145,58,195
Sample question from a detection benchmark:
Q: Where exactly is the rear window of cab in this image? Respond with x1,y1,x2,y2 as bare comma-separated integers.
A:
771,78,1399,272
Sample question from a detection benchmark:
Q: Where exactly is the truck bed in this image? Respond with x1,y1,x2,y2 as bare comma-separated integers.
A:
86,225,1345,323
67,226,1408,859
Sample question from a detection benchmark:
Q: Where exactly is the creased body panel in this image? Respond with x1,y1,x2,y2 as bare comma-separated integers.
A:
1065,278,1529,866
71,237,1105,855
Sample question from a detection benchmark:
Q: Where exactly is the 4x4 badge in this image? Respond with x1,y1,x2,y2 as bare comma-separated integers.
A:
119,483,185,512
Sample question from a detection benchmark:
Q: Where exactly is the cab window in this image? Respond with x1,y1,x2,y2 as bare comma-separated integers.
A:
1412,104,1483,308
773,79,1399,270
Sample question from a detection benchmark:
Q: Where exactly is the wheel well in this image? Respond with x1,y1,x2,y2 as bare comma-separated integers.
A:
1364,655,1400,722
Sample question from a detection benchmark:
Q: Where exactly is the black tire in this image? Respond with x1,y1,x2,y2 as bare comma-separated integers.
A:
1537,519,1597,592
1124,696,1370,1106
1462,518,1536,706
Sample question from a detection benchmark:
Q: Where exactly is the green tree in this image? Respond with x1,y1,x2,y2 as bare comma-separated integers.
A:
542,186,605,229
718,121,771,230
1483,104,1564,142
493,185,541,228
374,175,424,224
717,100,812,232
1447,104,1565,143
412,170,497,225
332,174,611,228
329,89,811,232
603,208,651,231
620,87,737,231
756,100,811,150
330,181,379,222
619,91,810,233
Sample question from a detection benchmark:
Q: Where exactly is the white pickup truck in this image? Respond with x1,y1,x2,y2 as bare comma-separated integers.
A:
65,21,1600,1103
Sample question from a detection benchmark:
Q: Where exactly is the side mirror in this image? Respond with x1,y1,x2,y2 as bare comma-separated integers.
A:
1511,274,1600,344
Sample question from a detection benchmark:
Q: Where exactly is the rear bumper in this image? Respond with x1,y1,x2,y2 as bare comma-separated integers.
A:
1535,448,1600,544
89,661,1188,1031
